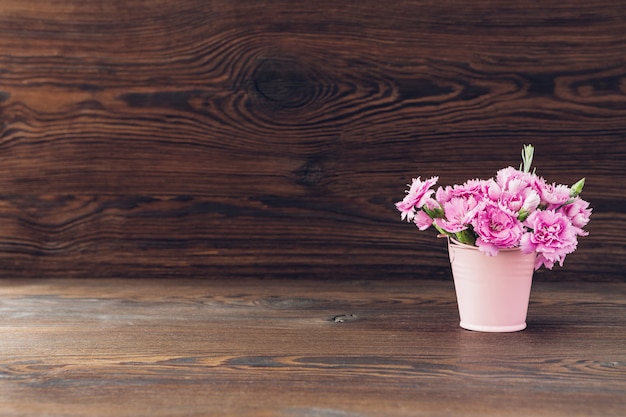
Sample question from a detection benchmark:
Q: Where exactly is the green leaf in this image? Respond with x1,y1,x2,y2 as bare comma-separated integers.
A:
422,206,444,219
454,229,476,246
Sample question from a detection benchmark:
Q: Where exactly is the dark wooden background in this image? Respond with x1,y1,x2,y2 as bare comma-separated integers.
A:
0,0,624,281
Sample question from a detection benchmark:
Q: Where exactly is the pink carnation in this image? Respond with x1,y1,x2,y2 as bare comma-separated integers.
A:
537,180,571,209
413,210,433,231
434,195,480,233
493,168,541,214
472,203,524,256
496,167,536,190
559,197,592,235
412,197,440,230
489,180,540,215
435,179,488,204
395,176,438,221
520,210,578,269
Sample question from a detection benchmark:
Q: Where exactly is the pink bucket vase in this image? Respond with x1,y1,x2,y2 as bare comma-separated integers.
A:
448,239,536,332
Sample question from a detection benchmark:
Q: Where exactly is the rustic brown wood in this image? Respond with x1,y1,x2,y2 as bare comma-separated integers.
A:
0,0,625,280
0,278,624,416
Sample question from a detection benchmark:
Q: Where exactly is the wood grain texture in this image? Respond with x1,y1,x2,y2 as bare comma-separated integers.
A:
0,278,624,416
0,0,625,280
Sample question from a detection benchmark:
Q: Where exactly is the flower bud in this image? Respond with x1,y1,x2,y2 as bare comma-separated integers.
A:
570,178,585,197
519,144,535,174
517,209,529,222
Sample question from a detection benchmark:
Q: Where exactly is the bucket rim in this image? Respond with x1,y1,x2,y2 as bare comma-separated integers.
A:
447,237,525,253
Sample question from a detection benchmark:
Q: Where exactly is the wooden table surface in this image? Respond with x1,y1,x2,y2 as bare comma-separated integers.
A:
0,278,624,416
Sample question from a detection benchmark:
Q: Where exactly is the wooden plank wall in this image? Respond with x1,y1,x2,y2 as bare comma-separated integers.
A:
0,1,624,281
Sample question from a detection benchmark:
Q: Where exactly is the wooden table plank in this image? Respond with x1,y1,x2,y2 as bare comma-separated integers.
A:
0,279,624,416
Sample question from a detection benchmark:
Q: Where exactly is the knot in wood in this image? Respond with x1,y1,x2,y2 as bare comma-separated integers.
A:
332,314,357,323
252,58,316,109
295,159,323,187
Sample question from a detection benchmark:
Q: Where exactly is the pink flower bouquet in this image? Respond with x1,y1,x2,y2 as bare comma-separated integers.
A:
396,145,592,270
